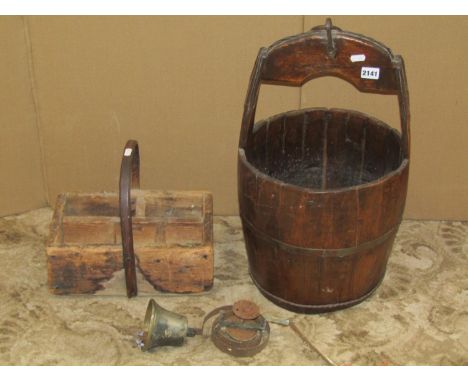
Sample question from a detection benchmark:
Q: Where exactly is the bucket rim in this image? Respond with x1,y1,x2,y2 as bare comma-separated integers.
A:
239,149,408,195
240,107,409,194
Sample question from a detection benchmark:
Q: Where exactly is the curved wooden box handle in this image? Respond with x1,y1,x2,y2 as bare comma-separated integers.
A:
239,18,410,160
119,140,140,298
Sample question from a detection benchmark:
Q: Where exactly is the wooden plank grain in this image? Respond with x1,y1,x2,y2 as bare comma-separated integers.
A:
47,190,214,295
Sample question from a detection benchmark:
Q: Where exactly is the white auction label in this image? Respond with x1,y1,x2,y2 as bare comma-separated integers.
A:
361,67,380,80
124,148,133,156
350,54,366,62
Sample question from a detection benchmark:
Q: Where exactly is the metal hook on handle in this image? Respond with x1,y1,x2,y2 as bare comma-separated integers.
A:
325,18,337,59
311,18,340,59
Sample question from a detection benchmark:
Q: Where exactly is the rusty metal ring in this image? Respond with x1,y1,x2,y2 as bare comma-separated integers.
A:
211,312,270,357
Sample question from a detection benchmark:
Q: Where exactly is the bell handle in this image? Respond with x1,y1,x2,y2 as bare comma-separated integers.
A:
119,139,140,298
190,305,233,337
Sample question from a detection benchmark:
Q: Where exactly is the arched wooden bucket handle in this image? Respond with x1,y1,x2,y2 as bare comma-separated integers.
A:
239,18,410,160
119,139,140,298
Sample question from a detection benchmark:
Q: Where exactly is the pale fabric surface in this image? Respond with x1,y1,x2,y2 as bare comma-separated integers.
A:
0,208,467,365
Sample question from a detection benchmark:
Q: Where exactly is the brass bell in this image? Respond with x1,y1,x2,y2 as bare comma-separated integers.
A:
141,299,198,351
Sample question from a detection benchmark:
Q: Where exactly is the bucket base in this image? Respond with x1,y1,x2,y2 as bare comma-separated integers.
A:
251,274,382,314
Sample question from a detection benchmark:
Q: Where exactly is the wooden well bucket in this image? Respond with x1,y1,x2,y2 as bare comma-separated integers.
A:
238,20,410,313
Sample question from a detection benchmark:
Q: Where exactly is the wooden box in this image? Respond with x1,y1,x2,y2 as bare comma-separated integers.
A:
46,190,213,295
